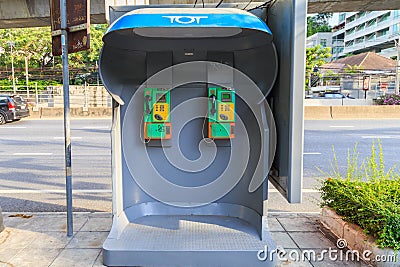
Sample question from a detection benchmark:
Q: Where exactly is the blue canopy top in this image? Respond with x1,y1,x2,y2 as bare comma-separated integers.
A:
106,8,272,35
100,7,278,99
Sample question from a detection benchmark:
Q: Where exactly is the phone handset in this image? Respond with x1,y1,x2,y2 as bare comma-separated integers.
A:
144,94,151,115
210,94,217,115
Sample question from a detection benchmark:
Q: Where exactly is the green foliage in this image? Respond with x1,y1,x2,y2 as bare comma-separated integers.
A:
0,79,61,91
319,141,400,251
307,13,332,37
0,25,107,70
305,45,331,89
343,64,364,73
375,94,400,105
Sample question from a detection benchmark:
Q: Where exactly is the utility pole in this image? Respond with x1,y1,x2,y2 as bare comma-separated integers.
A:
7,41,16,95
51,0,90,238
25,56,29,99
395,38,400,95
60,0,73,237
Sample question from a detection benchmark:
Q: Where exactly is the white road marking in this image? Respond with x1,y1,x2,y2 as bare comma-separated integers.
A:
361,135,400,139
329,125,354,128
82,126,110,129
53,136,82,140
13,153,53,156
303,152,322,155
0,189,112,194
1,126,27,129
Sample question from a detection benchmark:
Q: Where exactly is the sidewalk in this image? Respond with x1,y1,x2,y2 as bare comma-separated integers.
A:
0,212,367,267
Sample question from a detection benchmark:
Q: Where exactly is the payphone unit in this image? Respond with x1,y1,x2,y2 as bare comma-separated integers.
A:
143,88,171,140
208,87,235,139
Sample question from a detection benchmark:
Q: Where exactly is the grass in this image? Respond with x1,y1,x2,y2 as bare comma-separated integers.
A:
319,140,400,251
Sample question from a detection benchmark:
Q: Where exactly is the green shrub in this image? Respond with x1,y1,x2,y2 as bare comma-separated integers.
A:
0,79,62,91
319,140,400,251
375,94,400,105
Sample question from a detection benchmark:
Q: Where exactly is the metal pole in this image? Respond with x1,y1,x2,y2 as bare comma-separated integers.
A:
35,82,38,107
84,81,88,110
25,56,29,99
9,43,16,95
60,0,73,237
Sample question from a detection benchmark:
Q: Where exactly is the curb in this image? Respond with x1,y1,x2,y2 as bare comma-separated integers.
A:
304,105,400,120
320,207,399,267
28,107,112,118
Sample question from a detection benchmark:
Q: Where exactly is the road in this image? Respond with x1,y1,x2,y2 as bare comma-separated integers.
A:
1,118,399,212
0,119,112,212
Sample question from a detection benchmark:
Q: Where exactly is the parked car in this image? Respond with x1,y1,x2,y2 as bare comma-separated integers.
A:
73,72,101,85
316,92,355,99
0,94,30,125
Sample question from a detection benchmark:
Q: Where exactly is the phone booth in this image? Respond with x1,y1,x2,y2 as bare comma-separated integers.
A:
100,6,297,267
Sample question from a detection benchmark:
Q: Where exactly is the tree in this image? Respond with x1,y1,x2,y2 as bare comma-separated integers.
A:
0,28,52,69
305,45,332,90
307,13,332,37
0,25,107,82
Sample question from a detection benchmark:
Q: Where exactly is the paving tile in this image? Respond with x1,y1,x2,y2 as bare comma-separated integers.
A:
271,232,298,249
14,215,89,232
3,216,33,229
80,217,112,232
50,248,100,267
93,251,106,267
27,231,73,249
89,213,112,219
277,217,320,232
66,232,108,249
268,218,285,231
289,232,336,249
0,248,22,264
0,228,35,249
8,248,61,267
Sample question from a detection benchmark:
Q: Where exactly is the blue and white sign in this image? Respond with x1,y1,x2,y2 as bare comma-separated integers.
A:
107,9,272,35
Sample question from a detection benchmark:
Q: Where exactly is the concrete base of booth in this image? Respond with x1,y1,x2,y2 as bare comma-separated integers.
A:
103,215,276,267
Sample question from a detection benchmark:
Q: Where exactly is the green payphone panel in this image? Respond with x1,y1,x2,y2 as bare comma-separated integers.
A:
144,88,171,139
208,87,235,139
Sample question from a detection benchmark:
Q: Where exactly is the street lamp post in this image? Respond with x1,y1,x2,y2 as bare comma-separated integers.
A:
25,56,29,99
7,41,16,95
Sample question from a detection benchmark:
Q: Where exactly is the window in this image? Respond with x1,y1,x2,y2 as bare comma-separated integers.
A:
394,23,400,34
378,12,391,24
357,11,366,18
339,13,346,22
356,23,365,32
366,19,376,28
366,33,376,41
320,39,327,47
346,15,356,23
355,37,364,44
345,40,354,47
377,28,389,38
348,27,356,35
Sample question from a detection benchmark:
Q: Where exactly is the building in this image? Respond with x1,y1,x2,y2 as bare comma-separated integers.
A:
319,52,397,97
306,32,333,49
332,11,400,60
